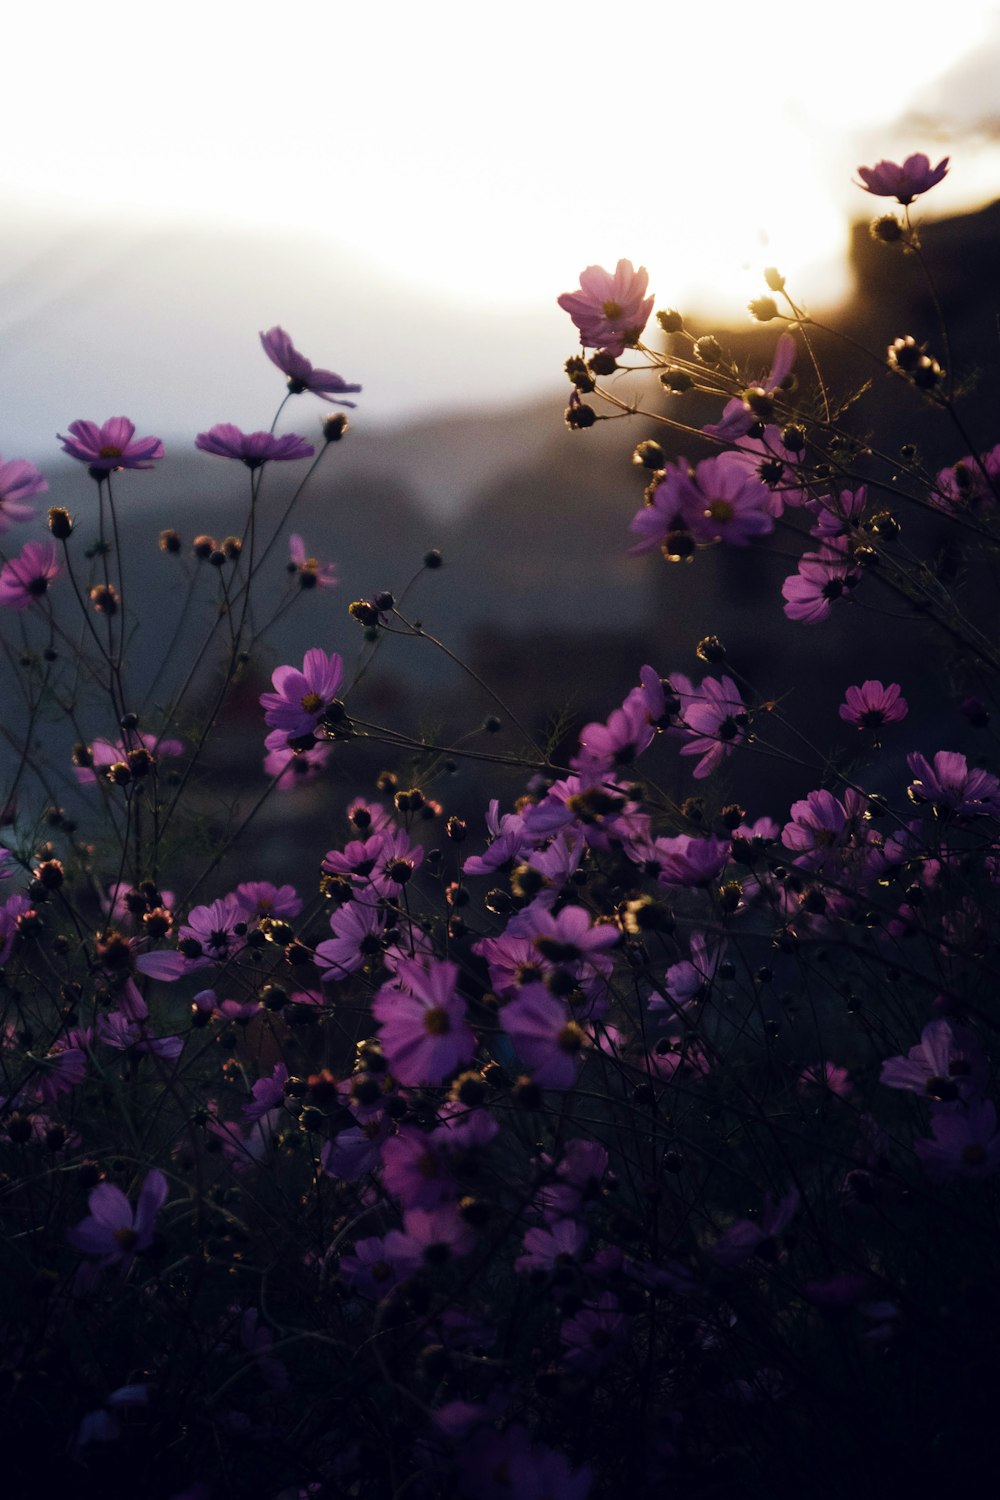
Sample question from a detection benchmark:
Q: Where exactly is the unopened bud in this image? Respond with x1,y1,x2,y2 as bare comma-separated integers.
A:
656,308,683,334
748,296,778,322
48,507,73,539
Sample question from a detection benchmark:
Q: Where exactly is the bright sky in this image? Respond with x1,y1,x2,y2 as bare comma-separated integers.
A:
3,0,1000,453
7,1,1000,317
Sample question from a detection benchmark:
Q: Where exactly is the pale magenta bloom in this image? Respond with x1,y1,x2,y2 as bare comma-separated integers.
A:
0,454,47,532
58,417,164,472
557,259,653,357
0,539,60,610
68,1168,168,1268
856,153,949,204
260,326,361,406
195,424,314,467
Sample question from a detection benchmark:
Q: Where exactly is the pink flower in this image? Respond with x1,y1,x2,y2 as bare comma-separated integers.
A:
0,539,60,610
703,332,796,441
677,674,748,779
287,533,338,589
915,1099,1000,1181
260,648,345,743
260,326,361,406
880,1020,986,1102
195,423,314,468
782,541,862,623
372,957,475,1085
907,751,1000,817
58,417,164,472
68,1168,168,1268
856,153,949,205
839,680,908,730
0,454,47,532
263,728,331,786
557,259,654,357
686,455,775,546
501,981,588,1088
710,1187,800,1267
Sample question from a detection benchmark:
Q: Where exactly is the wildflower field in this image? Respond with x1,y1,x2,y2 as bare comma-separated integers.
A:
3,153,1000,1499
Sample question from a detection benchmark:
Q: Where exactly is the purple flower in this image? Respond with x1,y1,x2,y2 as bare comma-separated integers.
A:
501,981,588,1088
839,680,908,730
560,1292,628,1374
677,674,748,779
907,751,1000,817
288,533,338,588
557,259,654,357
856,153,949,205
68,1168,168,1268
315,898,386,979
263,727,331,786
0,539,60,610
880,1020,986,1102
58,417,164,472
782,541,861,623
0,454,47,532
260,326,361,406
710,1187,800,1267
178,894,247,965
195,423,314,468
260,648,345,742
703,332,796,441
915,1098,1000,1181
372,958,475,1085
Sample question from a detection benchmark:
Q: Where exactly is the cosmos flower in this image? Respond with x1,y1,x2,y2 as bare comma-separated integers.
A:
557,259,654,357
839,680,908,730
288,533,338,588
907,750,1000,817
0,539,61,610
260,648,345,742
856,153,949,205
372,957,475,1085
260,326,361,406
194,424,314,468
68,1168,168,1269
0,454,47,532
58,417,164,472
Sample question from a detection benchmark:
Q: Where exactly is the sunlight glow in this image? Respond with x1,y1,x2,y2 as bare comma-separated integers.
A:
6,1,1000,321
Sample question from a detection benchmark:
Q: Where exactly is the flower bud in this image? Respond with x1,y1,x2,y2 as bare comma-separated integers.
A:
696,635,726,663
656,308,683,334
192,535,216,560
90,584,119,616
48,507,73,539
633,439,665,470
694,336,722,365
159,529,182,554
660,369,693,393
588,351,617,376
748,296,778,322
763,266,785,292
323,413,349,442
564,402,597,430
870,214,903,243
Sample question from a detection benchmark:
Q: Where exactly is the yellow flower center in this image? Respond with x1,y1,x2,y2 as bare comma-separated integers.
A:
602,300,623,320
113,1226,139,1250
98,445,124,459
300,692,324,713
708,499,735,523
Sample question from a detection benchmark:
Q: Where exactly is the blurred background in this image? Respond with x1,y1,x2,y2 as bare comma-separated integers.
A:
5,0,1000,864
